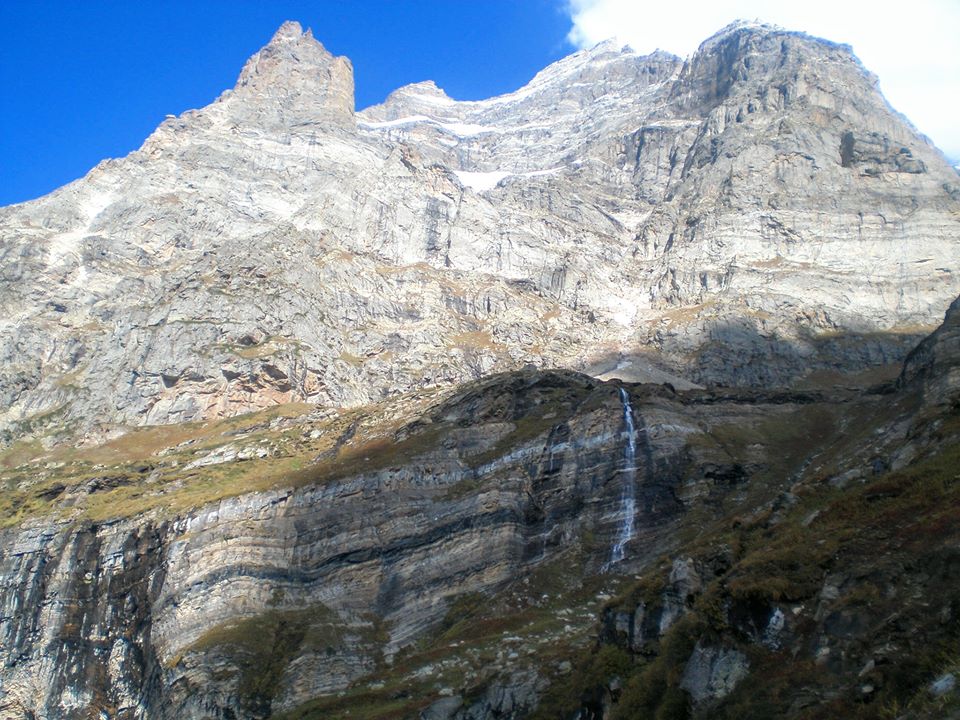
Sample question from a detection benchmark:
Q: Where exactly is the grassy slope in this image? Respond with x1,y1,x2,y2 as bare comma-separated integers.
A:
0,382,456,529
535,412,960,720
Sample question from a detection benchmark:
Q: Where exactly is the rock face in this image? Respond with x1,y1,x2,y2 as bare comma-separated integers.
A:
0,371,704,718
680,642,750,705
233,20,355,129
560,297,960,720
3,289,958,718
1,21,958,440
899,294,960,411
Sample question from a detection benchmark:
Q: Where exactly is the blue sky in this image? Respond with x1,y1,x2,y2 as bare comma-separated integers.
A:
2,1,956,206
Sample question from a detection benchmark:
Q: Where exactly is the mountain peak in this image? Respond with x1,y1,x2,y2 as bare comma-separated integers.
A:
269,19,307,44
4,19,959,436
236,21,333,89
707,19,784,38
229,20,354,128
696,18,854,58
389,80,453,103
586,38,637,55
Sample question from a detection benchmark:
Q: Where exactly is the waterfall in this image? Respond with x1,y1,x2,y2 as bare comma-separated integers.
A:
605,387,637,571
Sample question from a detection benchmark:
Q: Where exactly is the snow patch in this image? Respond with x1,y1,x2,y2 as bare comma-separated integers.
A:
454,166,564,193
81,189,113,220
439,121,500,136
47,229,89,267
358,115,503,137
72,264,89,288
522,167,564,178
611,300,638,327
254,194,297,219
453,171,512,192
358,115,432,130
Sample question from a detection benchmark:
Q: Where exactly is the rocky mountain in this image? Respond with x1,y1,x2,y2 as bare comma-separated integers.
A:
1,18,959,720
1,20,958,442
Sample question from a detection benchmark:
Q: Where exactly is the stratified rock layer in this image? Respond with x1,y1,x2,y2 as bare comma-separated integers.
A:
2,22,960,716
0,371,689,718
2,291,959,719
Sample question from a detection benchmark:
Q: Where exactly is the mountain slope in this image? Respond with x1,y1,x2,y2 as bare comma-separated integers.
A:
0,21,957,443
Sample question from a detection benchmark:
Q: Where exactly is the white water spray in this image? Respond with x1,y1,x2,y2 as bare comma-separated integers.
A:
605,387,637,570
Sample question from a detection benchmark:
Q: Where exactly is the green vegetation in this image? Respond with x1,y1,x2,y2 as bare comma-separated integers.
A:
540,423,960,719
530,645,633,719
0,401,332,527
180,604,344,711
880,657,960,719
613,618,699,720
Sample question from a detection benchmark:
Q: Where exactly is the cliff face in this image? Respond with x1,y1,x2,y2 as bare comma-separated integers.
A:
3,293,958,719
1,21,957,440
0,372,690,718
566,297,960,720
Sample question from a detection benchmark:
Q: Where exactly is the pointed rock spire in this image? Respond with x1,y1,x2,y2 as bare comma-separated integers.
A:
269,19,307,44
229,20,355,129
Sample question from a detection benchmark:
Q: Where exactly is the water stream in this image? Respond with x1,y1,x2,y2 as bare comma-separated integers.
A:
605,387,637,570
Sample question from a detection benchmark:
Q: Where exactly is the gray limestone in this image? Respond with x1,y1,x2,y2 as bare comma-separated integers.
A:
0,21,957,443
680,641,750,705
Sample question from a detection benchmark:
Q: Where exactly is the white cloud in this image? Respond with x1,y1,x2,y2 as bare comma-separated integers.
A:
565,0,960,160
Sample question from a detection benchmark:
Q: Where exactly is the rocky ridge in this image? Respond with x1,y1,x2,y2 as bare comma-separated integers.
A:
1,20,957,441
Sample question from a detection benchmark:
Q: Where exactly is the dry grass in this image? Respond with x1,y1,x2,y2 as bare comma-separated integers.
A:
0,402,319,527
0,374,466,528
338,350,368,366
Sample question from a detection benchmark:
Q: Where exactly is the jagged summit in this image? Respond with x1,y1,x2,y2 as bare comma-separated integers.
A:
363,32,682,123
695,18,854,57
235,20,334,87
229,20,354,126
270,19,309,42
361,39,680,130
0,21,957,442
587,22,794,61
584,37,639,55
582,37,679,62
